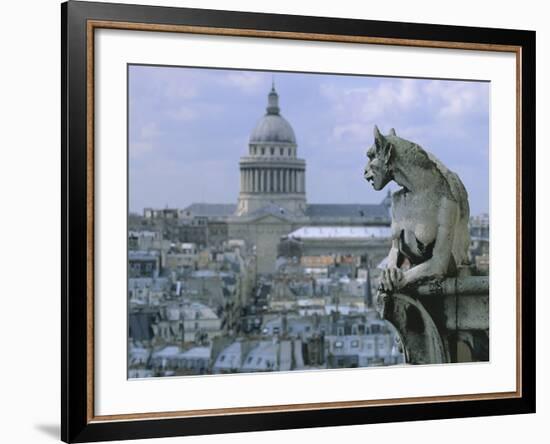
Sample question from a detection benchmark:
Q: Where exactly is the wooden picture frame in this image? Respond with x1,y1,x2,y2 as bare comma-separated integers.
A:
61,1,535,442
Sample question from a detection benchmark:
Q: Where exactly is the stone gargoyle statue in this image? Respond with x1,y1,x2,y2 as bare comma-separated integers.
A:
364,126,471,297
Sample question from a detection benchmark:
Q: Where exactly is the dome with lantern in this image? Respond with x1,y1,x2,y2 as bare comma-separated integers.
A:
249,84,296,145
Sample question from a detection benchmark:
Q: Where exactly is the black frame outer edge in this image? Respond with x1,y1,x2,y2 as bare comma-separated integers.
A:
61,1,536,442
520,27,536,414
64,1,91,442
61,2,68,442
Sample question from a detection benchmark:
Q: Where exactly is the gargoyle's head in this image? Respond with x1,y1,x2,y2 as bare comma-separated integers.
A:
364,125,395,190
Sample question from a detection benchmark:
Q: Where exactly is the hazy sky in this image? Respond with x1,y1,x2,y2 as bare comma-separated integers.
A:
129,65,489,216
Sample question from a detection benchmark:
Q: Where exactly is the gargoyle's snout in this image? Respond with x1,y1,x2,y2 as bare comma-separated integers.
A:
364,168,374,183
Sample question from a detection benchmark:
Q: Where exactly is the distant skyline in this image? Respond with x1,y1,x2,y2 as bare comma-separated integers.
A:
129,65,490,216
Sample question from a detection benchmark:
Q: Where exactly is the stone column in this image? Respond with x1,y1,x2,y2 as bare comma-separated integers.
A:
267,169,271,193
285,168,288,193
259,169,264,192
289,169,292,192
287,169,291,192
254,169,258,193
289,169,292,193
279,169,283,193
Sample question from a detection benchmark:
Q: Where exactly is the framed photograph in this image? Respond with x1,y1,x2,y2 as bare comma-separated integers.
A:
61,1,535,442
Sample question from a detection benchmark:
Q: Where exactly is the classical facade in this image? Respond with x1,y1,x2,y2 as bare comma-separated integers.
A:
149,85,392,274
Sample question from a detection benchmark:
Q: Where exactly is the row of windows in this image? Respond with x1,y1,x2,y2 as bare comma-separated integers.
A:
251,146,294,157
333,340,387,351
218,354,274,368
262,325,383,337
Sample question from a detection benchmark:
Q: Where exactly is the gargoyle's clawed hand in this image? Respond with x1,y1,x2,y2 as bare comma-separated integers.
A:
380,267,404,292
374,289,390,317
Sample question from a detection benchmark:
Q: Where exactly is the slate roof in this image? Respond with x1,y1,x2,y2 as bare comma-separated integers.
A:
305,203,389,220
247,203,298,221
241,341,278,371
182,203,236,218
128,250,160,261
179,346,211,359
181,201,390,222
288,226,392,239
213,342,243,370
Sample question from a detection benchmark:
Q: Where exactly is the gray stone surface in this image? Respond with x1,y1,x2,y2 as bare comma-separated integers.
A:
364,126,489,364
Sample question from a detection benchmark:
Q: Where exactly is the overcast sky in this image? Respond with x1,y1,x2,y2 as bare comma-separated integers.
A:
129,65,489,216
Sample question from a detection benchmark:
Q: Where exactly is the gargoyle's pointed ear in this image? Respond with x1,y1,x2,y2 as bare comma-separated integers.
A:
388,128,396,136
384,143,394,167
373,125,385,149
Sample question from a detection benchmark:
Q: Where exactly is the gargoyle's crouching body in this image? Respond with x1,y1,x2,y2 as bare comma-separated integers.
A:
364,126,470,293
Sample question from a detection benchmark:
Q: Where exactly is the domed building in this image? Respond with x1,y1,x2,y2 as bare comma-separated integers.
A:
236,84,307,216
174,84,392,274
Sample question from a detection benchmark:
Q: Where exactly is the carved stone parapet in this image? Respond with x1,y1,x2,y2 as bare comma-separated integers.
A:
377,276,489,364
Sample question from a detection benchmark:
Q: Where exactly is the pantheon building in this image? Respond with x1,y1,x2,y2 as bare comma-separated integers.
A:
169,85,391,273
